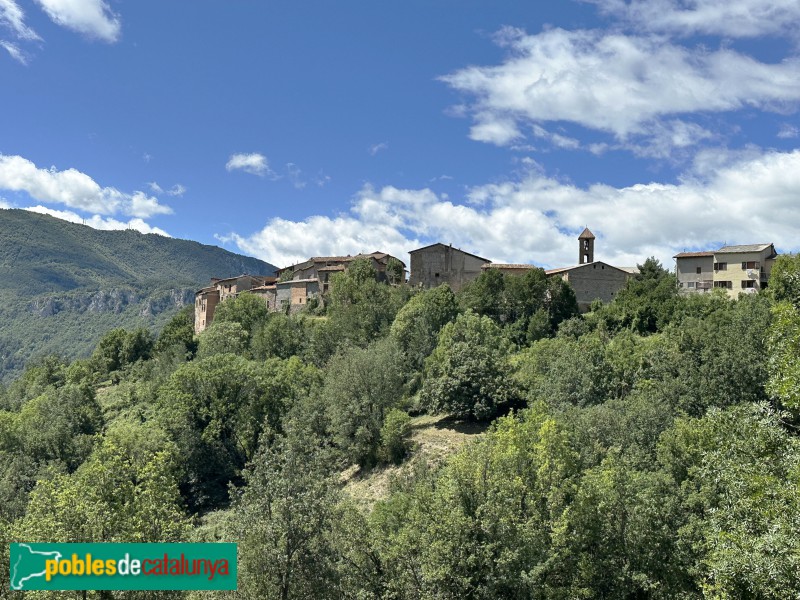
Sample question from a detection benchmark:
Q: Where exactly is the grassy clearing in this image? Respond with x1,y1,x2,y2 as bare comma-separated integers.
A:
341,414,489,508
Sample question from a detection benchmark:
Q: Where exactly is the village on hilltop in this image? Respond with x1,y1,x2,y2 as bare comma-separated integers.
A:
195,229,779,334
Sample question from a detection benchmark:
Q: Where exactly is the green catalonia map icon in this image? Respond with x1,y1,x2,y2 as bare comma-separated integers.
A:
10,544,63,590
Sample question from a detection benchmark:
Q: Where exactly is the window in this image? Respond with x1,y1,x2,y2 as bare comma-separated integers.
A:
741,261,758,269
714,262,727,271
696,267,702,274
687,282,695,288
434,272,440,278
741,280,756,289
714,281,732,289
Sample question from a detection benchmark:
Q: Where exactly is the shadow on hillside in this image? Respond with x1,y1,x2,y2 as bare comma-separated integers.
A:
431,416,488,436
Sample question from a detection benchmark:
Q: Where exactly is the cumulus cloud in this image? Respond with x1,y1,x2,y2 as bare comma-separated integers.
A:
0,154,172,218
226,153,272,176
588,0,800,38
24,205,170,236
442,27,800,151
34,0,120,42
225,149,800,269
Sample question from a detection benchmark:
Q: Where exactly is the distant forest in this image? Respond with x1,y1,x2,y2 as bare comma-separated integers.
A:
0,209,276,382
2,253,800,599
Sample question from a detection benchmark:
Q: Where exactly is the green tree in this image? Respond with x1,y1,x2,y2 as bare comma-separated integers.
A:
379,409,413,465
607,256,678,333
386,256,405,284
767,300,800,410
231,432,340,600
390,284,459,373
156,354,306,511
323,338,406,467
196,320,248,358
155,304,197,356
212,291,269,342
91,327,154,378
251,313,309,360
15,422,190,544
767,253,800,305
422,311,518,420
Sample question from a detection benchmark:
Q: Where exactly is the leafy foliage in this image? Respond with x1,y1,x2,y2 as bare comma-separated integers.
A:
422,311,518,420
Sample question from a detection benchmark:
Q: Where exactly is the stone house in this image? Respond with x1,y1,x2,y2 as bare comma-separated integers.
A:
278,251,404,293
674,243,777,298
194,274,276,333
481,263,537,276
546,261,632,312
544,228,635,312
409,243,490,292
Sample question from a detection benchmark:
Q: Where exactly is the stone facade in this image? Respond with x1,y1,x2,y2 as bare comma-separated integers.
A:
194,286,220,333
547,261,632,312
194,274,275,333
409,243,490,292
481,263,537,276
675,243,777,298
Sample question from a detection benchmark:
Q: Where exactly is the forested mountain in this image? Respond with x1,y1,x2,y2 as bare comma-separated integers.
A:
0,209,276,381
3,255,800,598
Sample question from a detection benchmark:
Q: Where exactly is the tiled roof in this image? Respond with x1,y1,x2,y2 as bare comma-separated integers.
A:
276,278,319,285
716,243,774,254
546,261,630,275
674,251,714,258
409,242,490,263
578,227,595,239
482,263,537,270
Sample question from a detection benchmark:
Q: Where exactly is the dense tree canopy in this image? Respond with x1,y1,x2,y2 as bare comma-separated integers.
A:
3,264,800,599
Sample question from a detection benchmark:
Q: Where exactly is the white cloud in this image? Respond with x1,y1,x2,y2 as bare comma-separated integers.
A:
368,142,389,156
34,0,120,42
225,149,800,269
0,154,172,218
588,0,800,38
226,152,273,176
0,0,39,40
24,205,170,236
286,163,306,189
315,171,331,187
442,27,800,151
167,184,186,197
149,181,186,197
778,123,799,139
0,38,25,63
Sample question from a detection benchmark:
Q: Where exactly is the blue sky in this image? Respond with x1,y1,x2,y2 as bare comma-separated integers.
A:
2,0,800,269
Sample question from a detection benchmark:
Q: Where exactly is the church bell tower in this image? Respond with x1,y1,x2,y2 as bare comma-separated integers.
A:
579,227,595,264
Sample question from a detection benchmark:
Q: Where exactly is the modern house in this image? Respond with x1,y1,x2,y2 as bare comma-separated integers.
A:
674,243,778,298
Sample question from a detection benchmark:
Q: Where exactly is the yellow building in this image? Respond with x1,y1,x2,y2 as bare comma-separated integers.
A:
674,243,777,298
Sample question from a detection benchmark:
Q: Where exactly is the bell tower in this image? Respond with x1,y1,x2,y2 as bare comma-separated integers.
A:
579,227,595,264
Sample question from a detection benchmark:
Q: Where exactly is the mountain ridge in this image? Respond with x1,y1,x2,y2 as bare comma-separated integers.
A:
0,209,277,381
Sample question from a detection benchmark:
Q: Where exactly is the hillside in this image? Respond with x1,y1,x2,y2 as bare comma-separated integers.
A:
0,209,277,381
